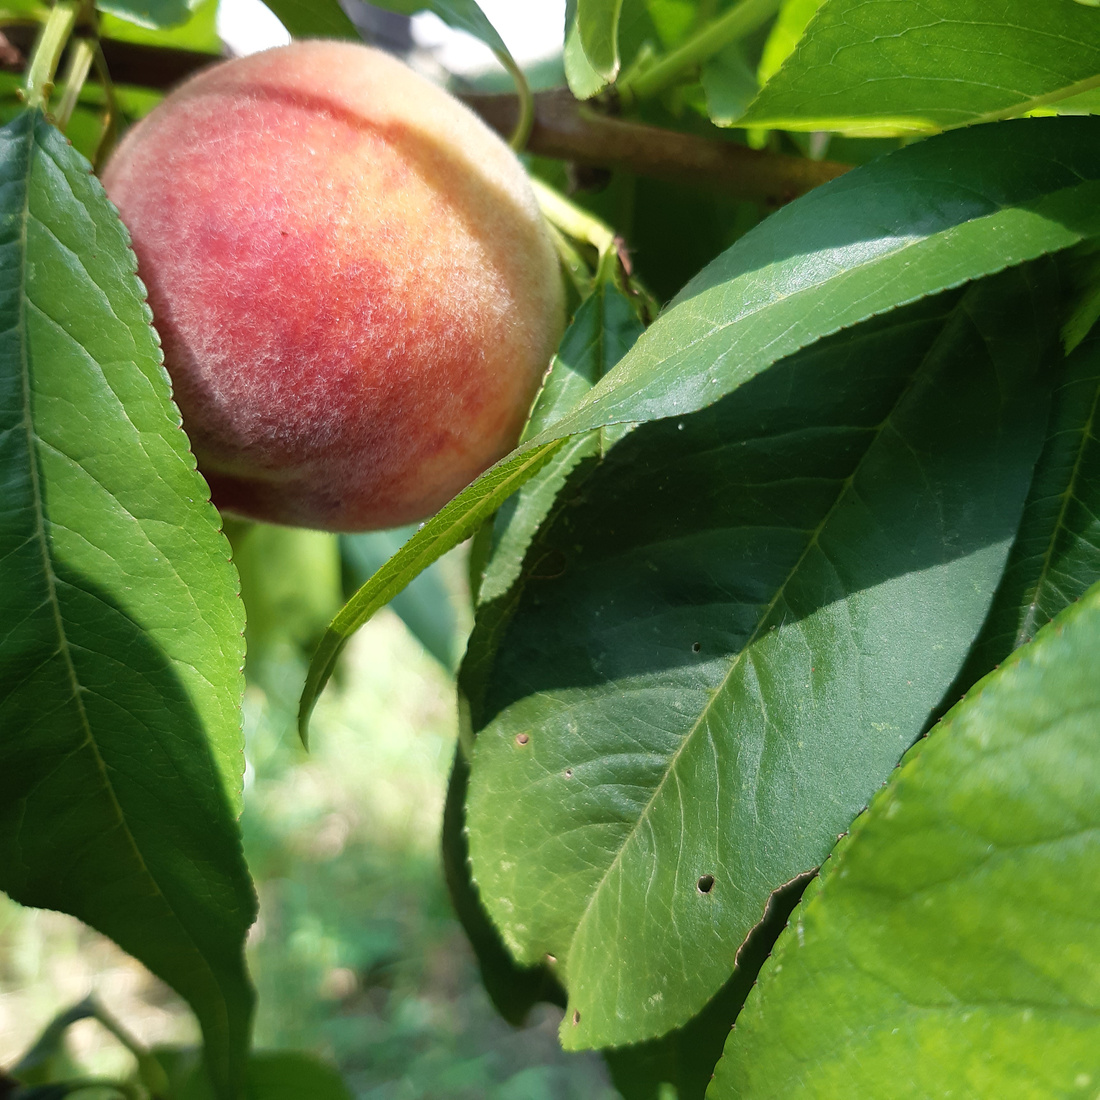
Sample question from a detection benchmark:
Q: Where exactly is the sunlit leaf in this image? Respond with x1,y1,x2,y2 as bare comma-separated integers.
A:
712,580,1100,1098
742,0,1100,134
0,110,253,1100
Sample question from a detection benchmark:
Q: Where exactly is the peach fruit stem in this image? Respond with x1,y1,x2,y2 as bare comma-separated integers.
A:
53,32,93,129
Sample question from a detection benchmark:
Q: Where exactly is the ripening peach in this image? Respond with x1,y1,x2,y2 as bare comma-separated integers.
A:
102,40,564,531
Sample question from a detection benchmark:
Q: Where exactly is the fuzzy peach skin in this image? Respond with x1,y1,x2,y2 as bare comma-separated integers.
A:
102,41,564,532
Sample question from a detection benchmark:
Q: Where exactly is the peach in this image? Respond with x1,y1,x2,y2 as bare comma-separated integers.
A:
102,41,564,531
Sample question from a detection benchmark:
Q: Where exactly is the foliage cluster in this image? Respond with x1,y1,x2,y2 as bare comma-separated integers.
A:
1,0,1098,1097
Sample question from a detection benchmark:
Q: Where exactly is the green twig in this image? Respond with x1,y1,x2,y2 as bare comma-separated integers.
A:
89,37,119,173
531,176,616,258
53,32,92,129
617,0,782,105
22,0,78,110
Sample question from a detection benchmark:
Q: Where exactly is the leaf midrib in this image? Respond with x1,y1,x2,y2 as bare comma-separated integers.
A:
14,114,225,1007
564,288,985,978
1016,368,1100,645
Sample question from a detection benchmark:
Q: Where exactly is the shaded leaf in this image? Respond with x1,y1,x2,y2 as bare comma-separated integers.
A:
711,580,1100,1099
742,0,1100,134
952,328,1100,690
154,1048,352,1100
466,264,1059,1049
441,747,566,1026
478,281,645,607
0,111,253,1099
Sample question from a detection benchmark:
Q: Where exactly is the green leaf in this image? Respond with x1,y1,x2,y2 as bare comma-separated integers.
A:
532,117,1100,442
952,328,1100,691
578,0,626,82
711,580,1100,1099
94,0,192,31
297,440,568,744
0,111,253,1099
259,0,359,38
154,1048,353,1100
368,0,511,57
441,747,566,1026
603,873,811,1100
466,263,1060,1050
564,0,613,99
756,0,823,86
476,281,645,608
341,527,461,671
741,0,1100,134
99,0,220,52
701,41,759,127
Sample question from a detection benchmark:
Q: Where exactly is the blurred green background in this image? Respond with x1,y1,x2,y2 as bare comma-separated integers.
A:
0,523,616,1100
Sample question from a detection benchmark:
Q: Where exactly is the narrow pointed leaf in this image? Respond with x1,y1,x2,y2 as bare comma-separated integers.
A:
742,0,1100,134
467,264,1058,1049
298,439,567,743
712,580,1100,1099
0,111,253,1099
478,282,645,607
564,0,612,99
954,328,1100,688
531,118,1100,442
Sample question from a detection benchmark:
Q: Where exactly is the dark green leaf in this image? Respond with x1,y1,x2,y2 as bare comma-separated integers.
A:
712,580,1100,1099
153,1048,352,1100
952,328,1100,690
466,264,1059,1049
531,118,1100,443
259,0,360,38
0,111,253,1100
441,747,566,1026
478,282,645,607
94,0,192,31
742,0,1100,134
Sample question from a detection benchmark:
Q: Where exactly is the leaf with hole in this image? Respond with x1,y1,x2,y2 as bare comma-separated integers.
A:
0,110,253,1100
711,579,1100,1098
466,262,1061,1049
